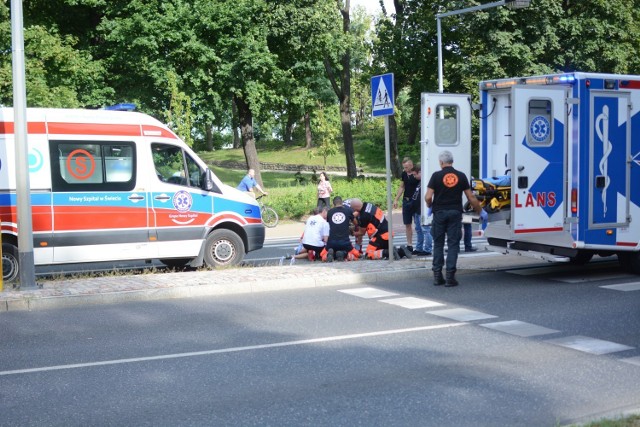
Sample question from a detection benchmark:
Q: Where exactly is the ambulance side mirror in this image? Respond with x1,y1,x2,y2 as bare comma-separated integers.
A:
202,169,221,193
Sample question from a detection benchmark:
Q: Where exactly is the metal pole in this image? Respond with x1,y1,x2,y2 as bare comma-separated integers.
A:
384,115,393,263
437,17,443,94
11,0,37,289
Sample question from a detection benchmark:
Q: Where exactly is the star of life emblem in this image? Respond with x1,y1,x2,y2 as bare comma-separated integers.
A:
173,190,193,213
529,115,550,143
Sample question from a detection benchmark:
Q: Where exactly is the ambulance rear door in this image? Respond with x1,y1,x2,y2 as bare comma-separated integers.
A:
420,93,472,217
511,85,567,235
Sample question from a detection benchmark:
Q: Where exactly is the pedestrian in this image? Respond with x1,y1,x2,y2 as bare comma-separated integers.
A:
393,157,418,253
410,164,432,256
463,222,477,252
320,196,361,262
347,198,412,260
316,171,333,209
237,168,268,197
294,207,330,262
425,150,487,287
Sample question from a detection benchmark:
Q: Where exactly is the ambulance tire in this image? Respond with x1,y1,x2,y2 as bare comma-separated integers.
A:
568,251,593,265
618,252,640,274
2,243,19,283
203,229,245,268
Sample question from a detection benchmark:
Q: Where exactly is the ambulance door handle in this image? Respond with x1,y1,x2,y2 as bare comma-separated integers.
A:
154,195,171,201
517,165,524,172
128,195,145,201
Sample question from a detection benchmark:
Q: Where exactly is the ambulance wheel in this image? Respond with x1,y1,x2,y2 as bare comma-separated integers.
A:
618,252,640,274
568,251,593,265
2,243,19,283
203,229,245,268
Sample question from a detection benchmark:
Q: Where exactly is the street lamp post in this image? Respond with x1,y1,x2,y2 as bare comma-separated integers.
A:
436,0,531,94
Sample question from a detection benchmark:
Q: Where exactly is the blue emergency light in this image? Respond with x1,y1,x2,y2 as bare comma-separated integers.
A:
103,103,136,111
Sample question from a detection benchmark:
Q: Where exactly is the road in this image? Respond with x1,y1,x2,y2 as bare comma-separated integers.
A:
3,260,640,426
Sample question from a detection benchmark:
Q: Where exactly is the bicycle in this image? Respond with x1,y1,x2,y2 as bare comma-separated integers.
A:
256,195,279,228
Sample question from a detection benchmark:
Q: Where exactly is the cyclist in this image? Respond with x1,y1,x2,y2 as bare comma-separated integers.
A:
237,168,268,198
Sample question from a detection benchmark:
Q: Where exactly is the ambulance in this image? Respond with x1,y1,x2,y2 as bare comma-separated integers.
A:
0,108,265,282
421,72,640,274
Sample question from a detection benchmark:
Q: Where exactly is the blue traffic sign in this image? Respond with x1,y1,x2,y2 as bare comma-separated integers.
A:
371,73,394,117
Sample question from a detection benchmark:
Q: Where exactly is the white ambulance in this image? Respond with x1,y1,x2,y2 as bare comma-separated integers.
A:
0,108,265,282
421,72,640,274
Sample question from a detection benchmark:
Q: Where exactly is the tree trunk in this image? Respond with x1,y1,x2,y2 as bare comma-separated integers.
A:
235,95,263,186
232,96,241,149
407,103,420,145
304,111,312,149
323,0,357,179
205,123,213,151
284,110,296,146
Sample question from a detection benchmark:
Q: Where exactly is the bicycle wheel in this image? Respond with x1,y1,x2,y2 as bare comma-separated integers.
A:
261,206,279,228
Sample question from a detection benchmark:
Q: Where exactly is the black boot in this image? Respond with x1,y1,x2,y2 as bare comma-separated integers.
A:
433,270,445,286
445,270,458,287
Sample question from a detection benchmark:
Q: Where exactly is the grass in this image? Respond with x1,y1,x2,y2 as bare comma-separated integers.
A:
570,415,640,427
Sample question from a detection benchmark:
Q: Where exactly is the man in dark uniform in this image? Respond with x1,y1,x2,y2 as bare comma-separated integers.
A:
425,150,487,287
320,196,360,262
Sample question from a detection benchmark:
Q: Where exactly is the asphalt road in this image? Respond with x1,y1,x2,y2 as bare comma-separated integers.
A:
3,260,640,426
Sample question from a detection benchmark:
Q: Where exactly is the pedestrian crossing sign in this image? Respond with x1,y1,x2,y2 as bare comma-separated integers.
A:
371,73,394,117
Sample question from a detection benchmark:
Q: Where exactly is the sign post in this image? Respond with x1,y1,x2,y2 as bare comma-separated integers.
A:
371,73,395,262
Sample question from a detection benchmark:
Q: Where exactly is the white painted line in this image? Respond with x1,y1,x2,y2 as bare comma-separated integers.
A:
338,287,398,299
0,323,466,377
555,273,632,283
622,356,640,367
379,297,445,309
600,282,640,292
545,335,634,355
427,308,497,322
481,320,560,337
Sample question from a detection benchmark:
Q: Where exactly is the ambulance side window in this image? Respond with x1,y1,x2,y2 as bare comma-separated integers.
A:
526,99,553,147
50,141,136,191
152,143,204,189
434,104,459,146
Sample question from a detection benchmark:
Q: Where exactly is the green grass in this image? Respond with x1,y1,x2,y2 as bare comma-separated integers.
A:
570,414,640,427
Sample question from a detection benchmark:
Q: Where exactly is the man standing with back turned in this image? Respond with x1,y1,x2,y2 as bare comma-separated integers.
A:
425,150,487,287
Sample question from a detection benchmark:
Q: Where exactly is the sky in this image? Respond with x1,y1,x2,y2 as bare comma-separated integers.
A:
351,0,395,16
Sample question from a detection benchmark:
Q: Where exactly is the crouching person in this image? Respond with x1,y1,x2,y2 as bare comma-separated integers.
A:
346,199,412,260
320,196,361,262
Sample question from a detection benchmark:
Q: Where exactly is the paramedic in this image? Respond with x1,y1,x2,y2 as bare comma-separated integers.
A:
393,157,418,253
237,168,268,197
321,196,360,262
425,150,487,287
347,198,411,260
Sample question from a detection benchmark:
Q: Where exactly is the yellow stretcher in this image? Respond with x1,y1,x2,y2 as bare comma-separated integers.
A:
465,174,511,214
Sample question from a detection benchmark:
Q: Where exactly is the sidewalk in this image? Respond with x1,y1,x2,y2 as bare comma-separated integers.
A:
0,211,532,313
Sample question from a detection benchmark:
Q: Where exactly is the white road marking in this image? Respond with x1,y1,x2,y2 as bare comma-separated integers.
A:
427,308,498,322
481,320,560,337
0,323,466,377
622,356,640,366
338,287,398,299
600,282,640,292
545,335,634,355
379,297,445,309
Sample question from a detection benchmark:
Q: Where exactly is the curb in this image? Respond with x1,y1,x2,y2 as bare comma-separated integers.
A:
1,264,431,312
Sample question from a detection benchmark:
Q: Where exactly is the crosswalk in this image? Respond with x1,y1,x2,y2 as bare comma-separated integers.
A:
337,284,639,363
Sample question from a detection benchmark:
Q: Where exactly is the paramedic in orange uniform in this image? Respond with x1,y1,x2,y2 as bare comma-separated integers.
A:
347,199,411,260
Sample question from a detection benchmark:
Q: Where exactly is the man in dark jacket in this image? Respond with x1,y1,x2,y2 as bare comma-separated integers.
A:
425,151,487,287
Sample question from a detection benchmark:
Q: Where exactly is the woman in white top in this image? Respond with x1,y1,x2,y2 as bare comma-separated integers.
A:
316,172,333,209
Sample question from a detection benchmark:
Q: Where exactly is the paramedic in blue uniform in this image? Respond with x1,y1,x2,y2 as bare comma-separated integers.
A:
425,150,487,287
237,168,268,197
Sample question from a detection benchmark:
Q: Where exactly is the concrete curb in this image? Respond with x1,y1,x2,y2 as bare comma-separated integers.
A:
1,265,431,312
